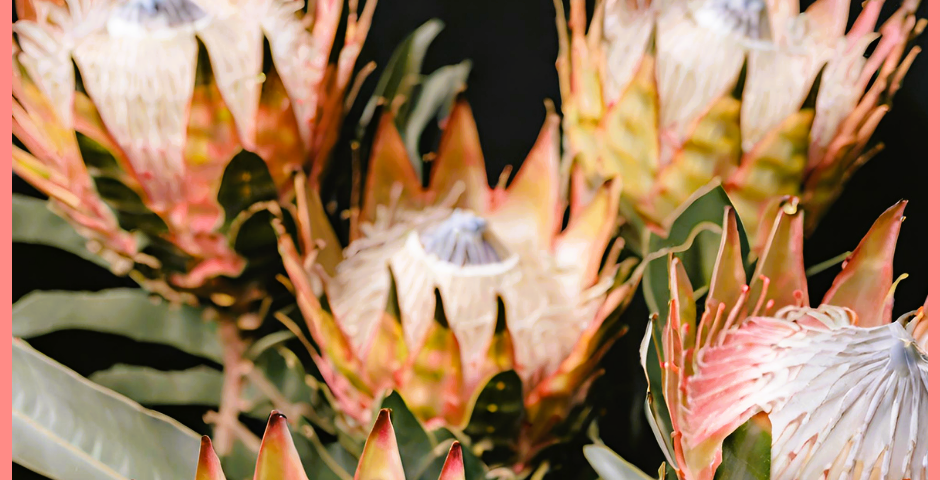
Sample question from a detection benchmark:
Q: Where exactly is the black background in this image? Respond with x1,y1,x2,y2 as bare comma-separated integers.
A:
13,0,928,477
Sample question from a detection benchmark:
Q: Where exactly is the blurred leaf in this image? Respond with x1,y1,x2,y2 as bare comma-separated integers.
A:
715,421,771,480
463,371,525,441
401,60,472,166
217,150,278,224
462,371,525,467
427,428,487,480
89,364,223,406
12,338,201,480
584,444,655,480
12,194,111,268
242,345,315,421
12,288,222,362
359,19,445,139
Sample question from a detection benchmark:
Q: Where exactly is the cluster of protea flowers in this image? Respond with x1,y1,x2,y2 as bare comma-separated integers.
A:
557,0,924,244
275,100,640,470
12,0,373,310
195,410,468,479
642,198,927,479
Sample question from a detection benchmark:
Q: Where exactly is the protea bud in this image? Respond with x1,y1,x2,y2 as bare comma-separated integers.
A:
12,0,373,309
557,0,924,246
275,100,641,472
194,409,468,479
642,199,927,479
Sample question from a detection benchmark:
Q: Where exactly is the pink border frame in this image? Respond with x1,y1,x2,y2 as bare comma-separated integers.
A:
4,1,13,476
0,1,937,478
928,0,938,474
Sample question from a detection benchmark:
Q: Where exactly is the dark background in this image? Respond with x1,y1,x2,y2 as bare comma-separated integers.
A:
13,0,928,477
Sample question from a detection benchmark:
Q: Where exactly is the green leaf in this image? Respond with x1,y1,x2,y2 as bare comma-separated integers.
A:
12,289,222,363
12,338,202,480
89,364,223,406
242,345,316,420
584,444,655,480
400,60,472,166
642,184,751,317
359,19,444,130
715,421,771,480
217,150,278,224
12,194,111,269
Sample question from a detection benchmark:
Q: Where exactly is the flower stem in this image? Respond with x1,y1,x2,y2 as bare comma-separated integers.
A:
213,316,247,455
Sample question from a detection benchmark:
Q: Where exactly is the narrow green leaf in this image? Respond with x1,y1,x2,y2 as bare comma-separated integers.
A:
12,338,202,480
401,60,472,167
89,364,223,406
12,289,222,363
358,19,445,140
584,445,655,480
12,194,111,268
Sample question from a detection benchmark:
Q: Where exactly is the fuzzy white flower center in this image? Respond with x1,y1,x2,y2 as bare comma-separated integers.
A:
109,0,209,36
418,209,504,266
692,0,771,40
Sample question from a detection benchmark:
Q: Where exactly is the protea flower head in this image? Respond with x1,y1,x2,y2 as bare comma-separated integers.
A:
275,100,641,471
641,198,927,479
556,0,924,246
12,0,373,309
195,409,469,479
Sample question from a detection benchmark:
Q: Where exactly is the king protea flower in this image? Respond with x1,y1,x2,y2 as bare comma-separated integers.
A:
12,0,373,307
195,409,469,479
275,101,640,470
557,0,923,246
642,198,927,479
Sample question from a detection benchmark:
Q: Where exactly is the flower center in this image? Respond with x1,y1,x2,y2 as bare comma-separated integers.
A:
111,0,207,33
419,209,504,266
692,0,771,41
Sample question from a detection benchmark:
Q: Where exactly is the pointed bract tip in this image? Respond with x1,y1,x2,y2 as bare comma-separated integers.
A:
354,409,405,480
438,442,466,480
254,411,309,480
195,436,225,480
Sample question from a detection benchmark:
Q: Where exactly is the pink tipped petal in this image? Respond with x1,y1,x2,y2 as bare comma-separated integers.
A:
554,177,621,290
802,0,850,42
253,412,310,480
256,0,340,149
354,409,406,480
72,25,197,214
822,201,906,327
599,0,655,102
655,5,745,144
195,5,263,149
430,101,491,213
487,111,562,251
195,436,227,480
361,113,425,224
748,198,809,314
437,442,466,480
